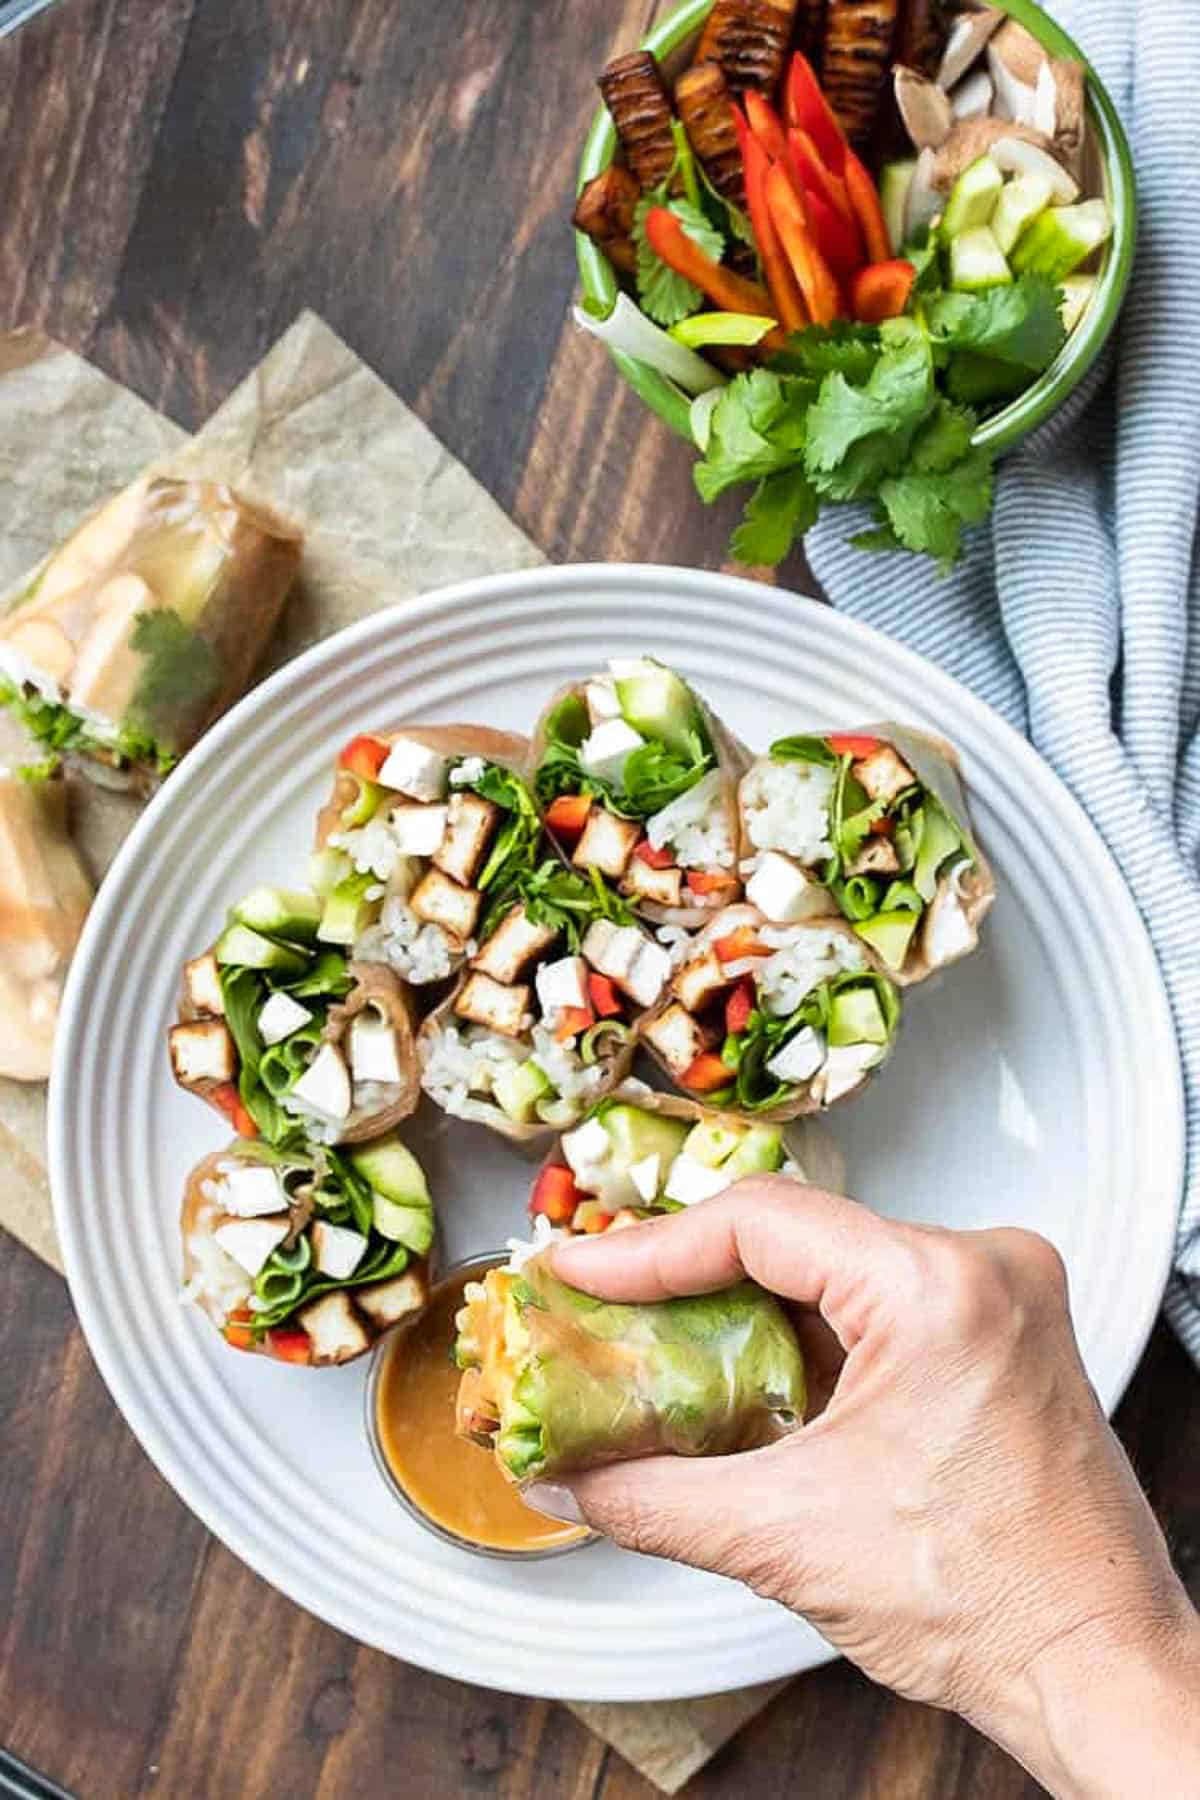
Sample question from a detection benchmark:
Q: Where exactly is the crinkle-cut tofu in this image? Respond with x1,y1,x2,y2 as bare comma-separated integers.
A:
355,1268,427,1328
851,745,914,806
572,808,642,878
672,950,730,1014
183,951,225,1018
471,905,558,984
298,1291,371,1365
169,1019,237,1087
453,971,532,1038
641,1003,716,1076
621,858,683,907
410,868,482,943
432,791,501,886
845,837,901,877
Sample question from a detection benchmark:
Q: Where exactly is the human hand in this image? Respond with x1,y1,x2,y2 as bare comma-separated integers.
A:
529,1183,1200,1796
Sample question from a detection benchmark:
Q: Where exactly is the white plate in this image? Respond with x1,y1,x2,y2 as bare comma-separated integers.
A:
50,566,1183,1702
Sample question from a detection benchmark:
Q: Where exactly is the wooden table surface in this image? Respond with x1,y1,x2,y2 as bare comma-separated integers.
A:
2,3,1198,1796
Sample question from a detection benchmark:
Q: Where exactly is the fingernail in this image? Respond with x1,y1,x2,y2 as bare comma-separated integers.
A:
522,1482,587,1525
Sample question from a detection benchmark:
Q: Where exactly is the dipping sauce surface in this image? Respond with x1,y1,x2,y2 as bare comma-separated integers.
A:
375,1263,587,1555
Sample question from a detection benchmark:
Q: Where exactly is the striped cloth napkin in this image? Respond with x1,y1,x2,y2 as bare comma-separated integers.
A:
808,0,1200,1364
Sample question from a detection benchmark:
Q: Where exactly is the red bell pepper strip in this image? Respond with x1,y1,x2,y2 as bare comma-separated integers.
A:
643,207,788,348
871,813,896,838
685,869,740,900
212,1081,259,1140
851,260,917,324
635,838,676,869
587,972,624,1018
844,151,893,265
267,1326,312,1366
544,793,591,844
764,165,841,327
725,976,756,1037
796,180,863,281
733,106,807,336
786,127,858,238
555,1005,595,1043
682,1052,736,1094
338,735,389,781
743,90,790,165
784,53,847,176
580,1209,614,1235
827,732,882,757
529,1163,582,1224
714,924,770,963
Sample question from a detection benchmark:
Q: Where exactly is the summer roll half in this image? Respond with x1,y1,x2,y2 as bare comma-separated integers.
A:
526,1083,844,1236
0,478,300,789
639,903,900,1116
455,1248,805,1482
419,866,674,1142
169,884,419,1145
182,1133,432,1366
312,726,538,999
738,727,995,984
532,657,748,929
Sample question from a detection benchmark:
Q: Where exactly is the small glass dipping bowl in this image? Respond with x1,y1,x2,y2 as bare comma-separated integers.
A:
364,1250,594,1561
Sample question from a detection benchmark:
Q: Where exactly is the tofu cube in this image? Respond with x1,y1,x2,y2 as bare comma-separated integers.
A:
432,791,501,886
851,745,915,806
585,678,621,724
579,719,645,787
297,1291,371,1365
169,1020,236,1088
766,1026,826,1086
572,808,642,878
377,737,448,802
410,868,482,944
214,1215,290,1278
664,1156,729,1206
472,905,559,984
389,803,449,858
355,1268,428,1329
310,1220,367,1280
745,850,824,924
582,919,639,984
672,951,731,1015
221,1164,287,1218
349,1013,403,1086
183,951,224,1017
453,972,532,1038
630,1153,661,1203
258,991,313,1046
641,1003,716,1076
291,1042,352,1121
624,938,671,1008
535,955,589,1017
844,837,901,877
812,1042,880,1106
621,858,683,908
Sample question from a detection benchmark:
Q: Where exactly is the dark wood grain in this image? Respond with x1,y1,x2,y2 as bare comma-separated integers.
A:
0,1,1196,1796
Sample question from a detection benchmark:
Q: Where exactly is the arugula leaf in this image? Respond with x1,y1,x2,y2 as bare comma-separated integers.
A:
925,275,1066,370
468,761,542,896
876,445,994,572
622,733,712,814
769,735,838,768
731,467,819,566
483,859,634,952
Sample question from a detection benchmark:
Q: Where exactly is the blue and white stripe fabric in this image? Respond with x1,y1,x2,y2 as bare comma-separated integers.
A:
808,0,1200,1363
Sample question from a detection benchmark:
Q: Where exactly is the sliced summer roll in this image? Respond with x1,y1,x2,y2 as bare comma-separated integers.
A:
313,726,539,1000
639,903,901,1117
454,1242,805,1481
525,1082,845,1236
738,727,995,985
531,657,748,929
169,884,419,1146
181,1133,432,1366
0,477,300,790
418,863,673,1142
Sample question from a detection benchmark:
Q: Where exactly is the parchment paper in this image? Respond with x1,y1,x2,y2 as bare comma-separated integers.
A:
0,314,787,1791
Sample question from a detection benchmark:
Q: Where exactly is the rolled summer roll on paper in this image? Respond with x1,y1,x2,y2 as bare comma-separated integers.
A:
639,903,901,1117
312,726,537,1001
0,477,301,790
531,657,749,931
738,726,995,984
454,1249,806,1483
418,863,676,1144
181,1134,432,1367
169,883,419,1146
525,1080,845,1236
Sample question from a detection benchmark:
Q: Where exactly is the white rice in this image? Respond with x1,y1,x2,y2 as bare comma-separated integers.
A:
505,1214,563,1273
646,769,735,869
752,924,867,1018
329,816,402,881
420,1022,527,1111
451,756,487,787
355,896,456,985
529,1023,607,1107
656,923,695,968
741,758,835,864
180,1231,252,1313
350,1078,400,1116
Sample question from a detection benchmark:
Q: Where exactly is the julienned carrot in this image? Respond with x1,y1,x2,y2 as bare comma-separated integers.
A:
643,207,789,349
784,52,847,176
845,150,892,265
851,260,916,323
764,164,841,326
743,90,789,166
787,127,857,234
733,106,807,335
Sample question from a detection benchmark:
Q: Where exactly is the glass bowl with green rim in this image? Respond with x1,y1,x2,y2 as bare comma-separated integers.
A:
574,0,1136,456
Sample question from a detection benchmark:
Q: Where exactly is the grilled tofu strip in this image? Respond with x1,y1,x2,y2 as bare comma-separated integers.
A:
796,0,828,62
598,51,677,192
641,1003,718,1077
695,0,799,97
821,0,901,147
674,62,746,208
573,166,641,275
892,0,944,78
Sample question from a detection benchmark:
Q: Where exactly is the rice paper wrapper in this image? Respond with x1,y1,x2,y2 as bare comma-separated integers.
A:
313,724,532,852
529,674,751,931
457,1251,806,1483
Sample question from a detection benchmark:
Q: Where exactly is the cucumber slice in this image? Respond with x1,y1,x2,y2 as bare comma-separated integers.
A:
215,922,309,974
371,1196,433,1255
721,1124,784,1180
233,885,323,942
991,172,1052,256
318,873,380,946
942,155,1003,239
601,1104,690,1176
913,799,962,902
1060,273,1098,334
350,1133,430,1205
493,1059,553,1124
1011,199,1113,284
854,911,921,973
949,225,1012,293
879,159,916,257
682,1119,746,1170
828,987,889,1047
615,663,700,759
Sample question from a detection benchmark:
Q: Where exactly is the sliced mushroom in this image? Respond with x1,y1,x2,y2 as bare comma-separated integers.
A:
930,117,1054,192
950,67,993,120
990,134,1079,204
935,7,1003,91
987,20,1044,126
904,145,942,237
894,65,953,149
1048,57,1086,182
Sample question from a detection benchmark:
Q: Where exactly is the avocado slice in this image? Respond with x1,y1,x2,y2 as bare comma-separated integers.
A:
828,986,889,1046
721,1124,784,1180
215,922,309,974
600,1104,690,1177
371,1196,433,1255
913,799,962,902
234,885,323,942
853,912,921,974
614,662,700,759
682,1118,746,1170
349,1134,434,1255
493,1059,554,1124
317,873,380,946
941,155,1003,238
